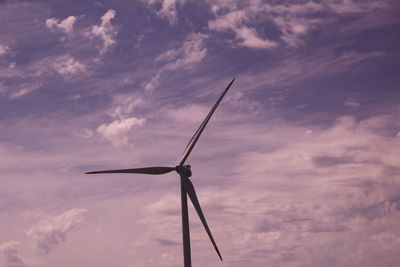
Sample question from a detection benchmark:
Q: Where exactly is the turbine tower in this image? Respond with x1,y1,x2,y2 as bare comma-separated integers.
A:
86,78,235,267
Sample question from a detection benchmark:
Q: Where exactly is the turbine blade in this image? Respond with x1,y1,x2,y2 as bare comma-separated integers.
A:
181,177,223,261
179,78,235,166
85,166,176,175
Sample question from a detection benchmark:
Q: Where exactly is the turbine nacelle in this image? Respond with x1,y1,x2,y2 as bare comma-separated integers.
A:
176,165,192,177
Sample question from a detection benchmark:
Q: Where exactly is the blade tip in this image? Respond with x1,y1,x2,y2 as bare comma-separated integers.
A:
228,78,235,87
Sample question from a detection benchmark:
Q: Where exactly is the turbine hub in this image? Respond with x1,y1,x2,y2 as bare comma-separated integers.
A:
176,165,192,177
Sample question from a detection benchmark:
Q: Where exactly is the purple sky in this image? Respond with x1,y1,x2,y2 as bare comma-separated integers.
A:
1,0,400,266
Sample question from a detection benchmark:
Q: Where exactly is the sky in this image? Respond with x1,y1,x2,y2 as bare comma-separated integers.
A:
0,0,400,266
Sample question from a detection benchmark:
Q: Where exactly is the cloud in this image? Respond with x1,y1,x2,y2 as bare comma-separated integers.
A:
46,15,78,36
238,50,386,90
72,128,94,139
345,98,360,107
0,241,26,267
97,117,146,146
26,208,87,255
143,73,161,91
312,155,356,167
0,44,10,56
328,0,387,14
90,9,117,54
207,0,389,48
208,9,278,49
200,114,400,266
271,16,321,47
262,1,324,15
158,32,208,71
108,94,144,119
142,32,207,91
8,81,44,99
52,55,86,78
147,0,186,24
234,26,278,49
0,63,45,99
168,104,209,124
0,54,87,99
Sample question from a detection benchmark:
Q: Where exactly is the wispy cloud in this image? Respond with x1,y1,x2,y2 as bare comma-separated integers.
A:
26,209,87,255
157,32,208,71
239,50,386,91
8,81,44,99
107,93,144,119
271,16,321,47
144,32,207,90
344,98,360,107
208,9,277,49
207,0,389,49
234,26,278,49
0,53,88,98
328,0,386,14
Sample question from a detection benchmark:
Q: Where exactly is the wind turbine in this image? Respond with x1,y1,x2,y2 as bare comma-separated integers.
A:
86,78,235,267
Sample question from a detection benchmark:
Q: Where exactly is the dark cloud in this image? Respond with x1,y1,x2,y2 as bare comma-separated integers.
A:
0,242,26,267
313,155,356,167
154,238,180,246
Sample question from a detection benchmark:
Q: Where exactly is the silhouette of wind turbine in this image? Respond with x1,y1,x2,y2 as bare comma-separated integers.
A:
86,78,235,267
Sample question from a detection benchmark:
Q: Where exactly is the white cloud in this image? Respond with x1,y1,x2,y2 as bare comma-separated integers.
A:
46,15,77,36
0,44,10,56
90,9,117,54
147,0,186,24
52,55,86,78
97,117,146,146
0,241,26,267
26,208,87,255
